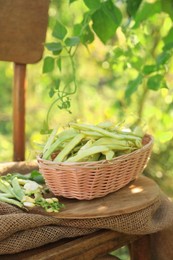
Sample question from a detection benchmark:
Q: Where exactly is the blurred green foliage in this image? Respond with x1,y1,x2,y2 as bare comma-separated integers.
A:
0,0,173,199
111,246,130,259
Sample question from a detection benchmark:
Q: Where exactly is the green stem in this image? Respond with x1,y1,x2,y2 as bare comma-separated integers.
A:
45,46,78,129
64,45,78,93
135,82,149,125
46,97,61,127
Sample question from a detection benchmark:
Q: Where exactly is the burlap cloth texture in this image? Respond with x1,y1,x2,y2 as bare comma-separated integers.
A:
0,162,173,260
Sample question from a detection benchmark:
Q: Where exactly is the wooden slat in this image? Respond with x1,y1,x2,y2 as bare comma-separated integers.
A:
2,230,140,260
128,235,152,260
13,63,26,161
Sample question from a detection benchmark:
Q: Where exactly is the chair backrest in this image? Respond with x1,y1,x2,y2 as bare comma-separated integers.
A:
0,0,50,64
0,0,50,161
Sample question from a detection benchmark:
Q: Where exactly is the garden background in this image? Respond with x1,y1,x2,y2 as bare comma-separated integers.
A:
0,0,173,202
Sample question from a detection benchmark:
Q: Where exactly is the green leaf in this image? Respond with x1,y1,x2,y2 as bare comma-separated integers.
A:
163,42,173,51
92,1,122,44
129,56,143,70
65,36,80,46
42,57,55,73
164,27,173,45
125,74,143,99
73,23,81,36
147,74,168,91
113,47,124,58
92,10,110,44
83,0,101,10
134,2,161,28
102,1,122,26
49,87,55,98
45,42,63,52
57,58,62,71
127,0,142,17
54,79,61,90
30,170,45,184
142,65,159,75
161,0,173,21
156,51,171,65
69,0,78,4
163,27,173,51
52,21,68,40
73,13,94,45
81,25,95,44
52,50,62,56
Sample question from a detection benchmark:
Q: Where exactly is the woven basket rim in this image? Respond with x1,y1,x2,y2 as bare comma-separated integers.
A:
37,134,154,166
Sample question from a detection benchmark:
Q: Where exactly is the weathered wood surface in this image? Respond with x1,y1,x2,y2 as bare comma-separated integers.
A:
0,160,38,175
2,230,140,260
31,176,160,219
129,235,152,260
0,0,50,64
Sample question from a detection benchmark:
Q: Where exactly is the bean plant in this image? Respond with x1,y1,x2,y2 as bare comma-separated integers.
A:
42,0,173,131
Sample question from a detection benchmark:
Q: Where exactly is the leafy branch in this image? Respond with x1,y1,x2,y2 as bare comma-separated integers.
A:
41,0,123,133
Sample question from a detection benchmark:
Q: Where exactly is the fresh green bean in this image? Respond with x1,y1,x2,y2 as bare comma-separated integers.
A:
97,121,114,130
87,153,101,161
11,177,25,201
92,137,131,147
91,138,140,151
0,179,15,197
103,150,115,160
70,123,142,141
78,140,93,152
80,130,103,138
43,130,77,159
42,121,144,163
54,133,85,162
66,145,109,162
43,126,58,154
0,196,23,208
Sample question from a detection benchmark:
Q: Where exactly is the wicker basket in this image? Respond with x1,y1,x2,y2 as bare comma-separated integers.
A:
37,134,154,200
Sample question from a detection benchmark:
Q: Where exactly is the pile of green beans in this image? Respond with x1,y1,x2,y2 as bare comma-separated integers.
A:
0,173,64,212
42,122,144,162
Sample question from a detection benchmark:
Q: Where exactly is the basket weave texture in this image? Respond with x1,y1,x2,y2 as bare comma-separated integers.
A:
37,134,154,200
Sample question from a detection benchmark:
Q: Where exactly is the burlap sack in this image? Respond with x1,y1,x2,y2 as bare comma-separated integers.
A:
0,192,173,259
0,162,173,259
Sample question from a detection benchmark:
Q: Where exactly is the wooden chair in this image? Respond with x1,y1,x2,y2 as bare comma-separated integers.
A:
0,0,50,161
0,3,155,259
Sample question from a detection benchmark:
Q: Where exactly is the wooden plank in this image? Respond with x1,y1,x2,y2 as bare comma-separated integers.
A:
2,230,140,260
31,176,160,219
13,63,26,161
128,235,152,260
0,161,38,175
1,238,73,260
0,0,50,64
